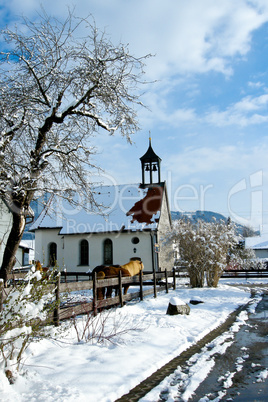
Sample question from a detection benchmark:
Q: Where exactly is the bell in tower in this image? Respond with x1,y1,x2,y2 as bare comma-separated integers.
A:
140,137,162,186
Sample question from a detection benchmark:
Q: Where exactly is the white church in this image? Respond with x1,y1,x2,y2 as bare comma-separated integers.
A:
30,139,173,273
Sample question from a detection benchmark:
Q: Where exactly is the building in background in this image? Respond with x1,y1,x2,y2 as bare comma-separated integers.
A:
30,139,173,273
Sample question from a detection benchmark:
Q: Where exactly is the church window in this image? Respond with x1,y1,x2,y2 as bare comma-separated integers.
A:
131,237,140,244
49,242,57,266
80,239,89,265
103,239,113,265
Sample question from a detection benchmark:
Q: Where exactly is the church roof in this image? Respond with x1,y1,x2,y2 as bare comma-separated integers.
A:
245,234,268,249
30,183,166,235
253,240,268,249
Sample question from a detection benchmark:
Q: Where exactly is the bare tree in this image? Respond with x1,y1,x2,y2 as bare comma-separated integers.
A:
0,10,150,285
228,240,262,270
166,218,238,287
242,225,256,238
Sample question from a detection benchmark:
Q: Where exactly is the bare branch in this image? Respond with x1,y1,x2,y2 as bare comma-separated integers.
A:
0,9,150,280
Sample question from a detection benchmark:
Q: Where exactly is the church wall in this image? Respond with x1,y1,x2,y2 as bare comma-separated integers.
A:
107,232,153,271
254,249,268,259
34,229,154,272
34,228,63,267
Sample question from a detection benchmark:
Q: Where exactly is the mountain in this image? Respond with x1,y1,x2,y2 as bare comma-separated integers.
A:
170,210,259,236
171,210,228,223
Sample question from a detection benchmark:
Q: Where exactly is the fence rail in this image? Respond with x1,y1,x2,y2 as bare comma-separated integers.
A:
3,267,267,325
2,269,176,325
58,270,175,320
222,268,268,278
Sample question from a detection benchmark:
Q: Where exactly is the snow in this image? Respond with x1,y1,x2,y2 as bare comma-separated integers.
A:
140,303,263,402
19,240,34,250
140,306,253,402
1,277,261,402
256,368,268,383
169,296,186,306
245,233,268,249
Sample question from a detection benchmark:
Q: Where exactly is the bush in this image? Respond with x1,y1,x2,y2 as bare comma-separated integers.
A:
71,304,144,345
0,268,59,383
166,218,239,287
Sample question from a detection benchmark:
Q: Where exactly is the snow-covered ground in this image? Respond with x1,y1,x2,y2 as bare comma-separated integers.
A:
1,278,267,402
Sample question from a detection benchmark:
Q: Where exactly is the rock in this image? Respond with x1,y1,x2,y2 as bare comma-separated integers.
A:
190,297,204,305
166,297,190,315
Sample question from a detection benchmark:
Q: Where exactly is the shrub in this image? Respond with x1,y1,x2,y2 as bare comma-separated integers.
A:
167,218,238,287
0,268,59,383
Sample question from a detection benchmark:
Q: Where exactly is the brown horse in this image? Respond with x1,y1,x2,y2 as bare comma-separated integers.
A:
98,266,131,299
118,259,144,295
91,265,126,300
121,259,144,276
92,260,144,300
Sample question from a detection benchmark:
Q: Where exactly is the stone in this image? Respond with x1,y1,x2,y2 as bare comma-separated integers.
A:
190,297,204,305
166,296,190,315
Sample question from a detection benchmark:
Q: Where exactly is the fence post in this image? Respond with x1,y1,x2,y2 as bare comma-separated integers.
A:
118,270,123,307
53,272,61,326
153,270,157,298
165,269,168,293
139,270,143,301
93,271,97,316
173,268,176,290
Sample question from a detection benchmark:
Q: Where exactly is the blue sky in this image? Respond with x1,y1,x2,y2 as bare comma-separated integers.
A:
1,0,268,231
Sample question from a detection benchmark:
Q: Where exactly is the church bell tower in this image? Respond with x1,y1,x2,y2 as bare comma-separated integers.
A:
140,137,162,187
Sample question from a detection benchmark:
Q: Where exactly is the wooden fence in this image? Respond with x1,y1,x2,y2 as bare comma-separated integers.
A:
2,267,267,326
57,269,176,324
221,268,268,279
2,269,176,325
175,266,268,279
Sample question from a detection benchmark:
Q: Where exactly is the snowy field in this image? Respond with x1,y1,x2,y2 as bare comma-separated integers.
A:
1,277,267,402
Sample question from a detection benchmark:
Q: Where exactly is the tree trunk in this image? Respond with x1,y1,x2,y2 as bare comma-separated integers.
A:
188,265,205,288
0,211,26,287
206,265,223,288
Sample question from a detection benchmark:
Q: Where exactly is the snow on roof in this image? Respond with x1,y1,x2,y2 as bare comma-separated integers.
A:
245,234,268,249
30,184,163,235
251,240,268,249
19,240,35,250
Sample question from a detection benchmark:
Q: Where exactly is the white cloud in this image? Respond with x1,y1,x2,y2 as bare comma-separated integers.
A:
166,141,268,179
167,146,239,177
119,0,268,78
142,88,268,130
205,93,268,127
235,94,268,111
149,105,197,127
3,0,268,80
248,81,265,89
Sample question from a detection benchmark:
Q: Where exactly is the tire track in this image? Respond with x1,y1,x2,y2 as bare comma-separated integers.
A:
116,299,252,402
